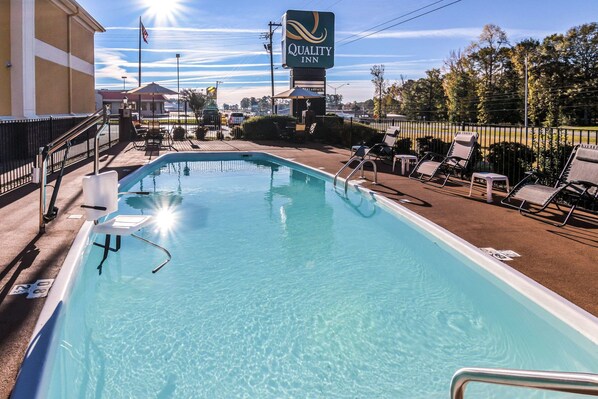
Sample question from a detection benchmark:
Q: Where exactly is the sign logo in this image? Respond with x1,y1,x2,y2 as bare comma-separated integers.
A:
286,12,327,44
282,10,335,69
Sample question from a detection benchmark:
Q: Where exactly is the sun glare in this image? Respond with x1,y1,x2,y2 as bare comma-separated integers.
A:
141,0,186,26
155,207,177,234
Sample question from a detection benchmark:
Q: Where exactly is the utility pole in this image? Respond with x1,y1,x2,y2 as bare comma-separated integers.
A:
263,22,282,114
121,76,127,91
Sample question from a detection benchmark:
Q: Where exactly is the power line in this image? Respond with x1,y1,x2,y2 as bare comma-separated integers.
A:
337,0,448,44
339,0,463,47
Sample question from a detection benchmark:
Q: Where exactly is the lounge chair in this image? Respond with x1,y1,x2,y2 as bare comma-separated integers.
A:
409,131,478,187
368,126,400,163
501,143,598,226
81,171,171,273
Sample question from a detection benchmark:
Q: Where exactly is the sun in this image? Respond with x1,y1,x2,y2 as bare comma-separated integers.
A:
141,0,187,26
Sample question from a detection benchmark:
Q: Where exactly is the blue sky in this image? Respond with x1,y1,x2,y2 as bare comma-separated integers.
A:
81,0,598,106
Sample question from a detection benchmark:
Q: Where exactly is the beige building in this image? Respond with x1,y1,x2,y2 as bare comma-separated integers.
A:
0,0,104,119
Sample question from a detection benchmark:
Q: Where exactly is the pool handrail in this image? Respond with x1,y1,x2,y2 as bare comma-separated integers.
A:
450,367,598,399
333,154,377,193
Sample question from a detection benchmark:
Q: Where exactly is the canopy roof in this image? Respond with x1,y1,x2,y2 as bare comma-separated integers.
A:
273,87,323,99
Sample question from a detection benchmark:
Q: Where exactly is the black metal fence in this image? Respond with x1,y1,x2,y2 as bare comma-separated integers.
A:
0,115,119,195
149,116,225,141
355,118,598,185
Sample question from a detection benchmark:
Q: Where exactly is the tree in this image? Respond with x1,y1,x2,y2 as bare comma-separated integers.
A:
442,50,478,122
468,24,519,123
180,89,207,124
371,65,386,117
563,23,598,125
240,97,251,110
326,94,343,109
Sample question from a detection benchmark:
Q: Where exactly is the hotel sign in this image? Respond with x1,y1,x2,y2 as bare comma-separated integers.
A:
282,10,335,69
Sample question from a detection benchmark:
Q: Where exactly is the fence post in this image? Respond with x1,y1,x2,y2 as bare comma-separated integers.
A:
49,117,55,173
349,117,353,148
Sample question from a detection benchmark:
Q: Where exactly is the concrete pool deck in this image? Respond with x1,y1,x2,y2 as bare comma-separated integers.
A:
0,139,597,398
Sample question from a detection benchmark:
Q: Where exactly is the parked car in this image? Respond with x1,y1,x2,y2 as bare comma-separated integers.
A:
202,109,220,126
228,112,245,126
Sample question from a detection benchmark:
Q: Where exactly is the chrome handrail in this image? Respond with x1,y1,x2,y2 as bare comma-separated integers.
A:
37,106,109,232
333,155,363,187
344,159,377,193
451,367,598,399
333,151,378,193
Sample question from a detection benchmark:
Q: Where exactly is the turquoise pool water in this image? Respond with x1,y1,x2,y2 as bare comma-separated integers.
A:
44,154,598,398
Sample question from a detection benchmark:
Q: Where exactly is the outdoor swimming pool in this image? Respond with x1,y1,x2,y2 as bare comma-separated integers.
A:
15,153,598,398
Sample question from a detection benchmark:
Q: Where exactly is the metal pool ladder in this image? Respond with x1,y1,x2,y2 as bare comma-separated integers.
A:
451,367,598,399
333,147,377,193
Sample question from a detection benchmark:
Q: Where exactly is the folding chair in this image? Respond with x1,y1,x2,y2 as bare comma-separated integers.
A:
502,144,598,226
410,131,478,187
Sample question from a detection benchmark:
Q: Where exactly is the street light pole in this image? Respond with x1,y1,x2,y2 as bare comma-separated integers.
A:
176,53,180,124
326,83,349,109
121,76,127,91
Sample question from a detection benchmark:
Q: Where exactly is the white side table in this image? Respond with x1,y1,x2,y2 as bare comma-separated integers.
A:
469,172,510,203
393,154,418,175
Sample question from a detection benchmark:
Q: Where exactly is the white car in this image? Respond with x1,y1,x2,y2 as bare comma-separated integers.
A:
228,112,245,126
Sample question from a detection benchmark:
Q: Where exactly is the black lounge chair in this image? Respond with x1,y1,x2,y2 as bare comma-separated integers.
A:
502,143,598,226
409,131,478,187
368,127,400,163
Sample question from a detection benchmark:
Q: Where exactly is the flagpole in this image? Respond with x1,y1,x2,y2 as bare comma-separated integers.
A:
138,17,142,120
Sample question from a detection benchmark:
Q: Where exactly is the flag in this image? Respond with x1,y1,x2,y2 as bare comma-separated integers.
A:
141,22,149,44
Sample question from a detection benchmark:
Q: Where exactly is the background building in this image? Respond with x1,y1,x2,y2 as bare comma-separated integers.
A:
0,0,104,119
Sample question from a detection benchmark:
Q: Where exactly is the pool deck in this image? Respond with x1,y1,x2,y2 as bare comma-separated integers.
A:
0,139,597,398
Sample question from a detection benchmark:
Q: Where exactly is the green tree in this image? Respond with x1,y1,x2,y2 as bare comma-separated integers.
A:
468,24,520,123
443,50,478,122
370,65,386,117
563,23,598,125
240,97,251,110
180,89,207,124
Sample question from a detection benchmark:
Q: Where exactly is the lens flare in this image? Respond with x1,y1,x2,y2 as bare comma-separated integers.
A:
141,0,187,26
154,207,176,233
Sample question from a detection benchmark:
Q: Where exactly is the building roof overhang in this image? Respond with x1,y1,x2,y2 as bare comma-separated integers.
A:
50,0,106,33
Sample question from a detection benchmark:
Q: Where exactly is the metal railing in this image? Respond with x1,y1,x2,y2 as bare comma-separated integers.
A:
451,367,598,399
355,118,598,185
334,152,378,193
36,107,110,232
0,113,119,195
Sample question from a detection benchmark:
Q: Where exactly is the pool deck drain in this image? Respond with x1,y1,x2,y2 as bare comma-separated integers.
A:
0,140,596,398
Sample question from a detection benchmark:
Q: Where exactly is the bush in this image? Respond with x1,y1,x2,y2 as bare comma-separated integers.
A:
172,126,186,141
230,126,243,139
341,122,379,147
394,137,413,155
311,116,344,144
487,142,536,184
310,117,379,147
195,126,208,140
242,115,295,140
415,136,451,157
539,143,574,184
